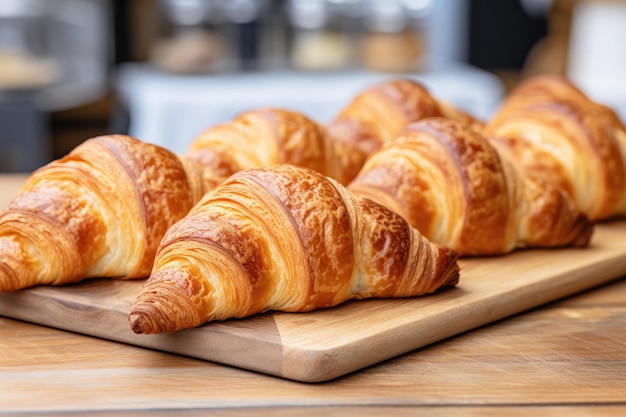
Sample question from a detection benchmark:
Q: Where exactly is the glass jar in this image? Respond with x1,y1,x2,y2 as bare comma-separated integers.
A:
0,0,59,90
153,0,282,74
0,0,110,110
359,0,431,73
287,0,360,72
153,0,235,74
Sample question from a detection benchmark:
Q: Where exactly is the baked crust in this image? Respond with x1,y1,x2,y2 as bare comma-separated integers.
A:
348,118,593,255
129,164,459,334
0,135,209,291
485,75,626,220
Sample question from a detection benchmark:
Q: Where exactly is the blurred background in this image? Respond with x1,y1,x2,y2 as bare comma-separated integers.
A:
0,0,624,172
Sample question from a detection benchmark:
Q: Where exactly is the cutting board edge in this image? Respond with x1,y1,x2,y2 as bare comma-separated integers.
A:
3,221,626,383
1,269,625,384
0,291,288,379
276,256,626,382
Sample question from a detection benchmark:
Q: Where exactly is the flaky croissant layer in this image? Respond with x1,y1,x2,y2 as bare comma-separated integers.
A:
187,108,340,186
186,107,370,188
184,81,482,190
129,165,459,334
348,118,593,255
327,78,483,184
0,135,209,292
484,75,626,220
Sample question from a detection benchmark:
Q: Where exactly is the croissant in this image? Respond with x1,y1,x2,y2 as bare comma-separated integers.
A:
484,75,626,220
0,134,209,292
129,164,460,334
186,108,360,186
348,118,593,256
327,78,483,183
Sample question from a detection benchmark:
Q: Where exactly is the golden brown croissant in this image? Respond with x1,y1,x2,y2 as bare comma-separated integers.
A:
327,78,483,183
348,118,593,256
129,164,460,334
0,134,209,292
484,75,626,220
186,108,360,187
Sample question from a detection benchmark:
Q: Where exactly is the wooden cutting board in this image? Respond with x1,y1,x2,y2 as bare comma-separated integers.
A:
1,221,626,383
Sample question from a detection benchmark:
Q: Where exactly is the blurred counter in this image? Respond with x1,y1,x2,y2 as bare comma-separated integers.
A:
115,62,504,154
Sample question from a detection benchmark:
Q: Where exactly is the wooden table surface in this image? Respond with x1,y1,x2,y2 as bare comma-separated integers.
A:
1,174,626,416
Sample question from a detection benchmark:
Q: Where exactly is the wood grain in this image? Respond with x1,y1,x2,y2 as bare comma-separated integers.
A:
1,279,625,413
1,406,625,417
1,219,626,382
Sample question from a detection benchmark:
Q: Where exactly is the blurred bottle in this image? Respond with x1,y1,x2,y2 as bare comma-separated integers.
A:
287,0,360,72
0,1,60,90
152,0,283,74
0,0,110,110
153,0,235,74
231,0,288,71
359,0,431,73
0,0,110,172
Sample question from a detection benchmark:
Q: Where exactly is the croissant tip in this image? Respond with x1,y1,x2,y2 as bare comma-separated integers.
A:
444,258,461,288
0,242,30,292
128,271,208,335
128,307,181,335
438,245,461,288
574,216,594,248
129,312,151,335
